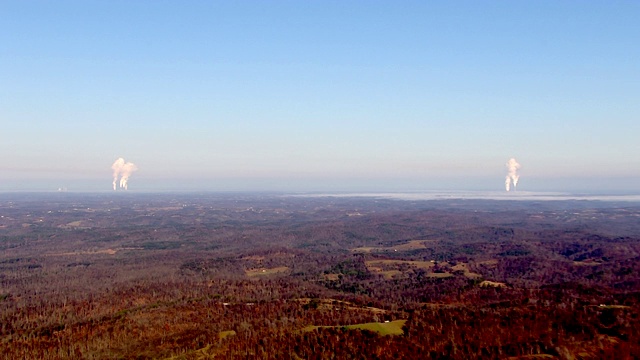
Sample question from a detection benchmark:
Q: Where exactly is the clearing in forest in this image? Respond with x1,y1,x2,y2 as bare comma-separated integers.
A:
245,266,290,277
479,280,507,288
365,259,436,278
450,262,483,279
219,330,236,339
296,298,388,314
352,240,434,253
303,319,406,336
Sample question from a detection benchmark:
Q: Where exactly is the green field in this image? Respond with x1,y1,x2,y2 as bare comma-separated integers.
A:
219,330,236,339
303,320,406,336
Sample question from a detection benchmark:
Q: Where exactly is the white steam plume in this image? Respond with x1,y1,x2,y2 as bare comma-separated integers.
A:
111,158,125,190
111,157,138,190
505,158,521,192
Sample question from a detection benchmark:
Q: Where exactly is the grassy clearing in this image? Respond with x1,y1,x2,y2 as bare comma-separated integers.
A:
46,249,118,257
427,272,454,278
245,266,289,277
296,298,388,314
366,259,484,279
303,320,406,336
219,330,236,339
595,305,631,309
393,240,431,251
479,280,507,288
377,270,404,279
352,240,432,253
366,259,436,279
573,260,602,266
352,246,375,253
321,273,341,281
365,259,435,270
451,262,483,279
347,320,406,335
241,255,265,261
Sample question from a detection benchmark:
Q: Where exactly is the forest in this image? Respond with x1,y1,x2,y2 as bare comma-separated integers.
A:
0,192,639,359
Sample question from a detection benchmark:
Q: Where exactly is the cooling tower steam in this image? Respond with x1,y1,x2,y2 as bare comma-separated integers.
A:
111,157,138,190
111,158,125,190
505,158,520,192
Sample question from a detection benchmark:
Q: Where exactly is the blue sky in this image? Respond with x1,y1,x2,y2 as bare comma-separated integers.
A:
1,1,639,192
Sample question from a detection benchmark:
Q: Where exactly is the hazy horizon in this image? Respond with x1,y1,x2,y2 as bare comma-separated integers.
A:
1,180,639,197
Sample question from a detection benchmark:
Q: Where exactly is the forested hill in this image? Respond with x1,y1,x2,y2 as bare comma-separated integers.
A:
0,193,639,358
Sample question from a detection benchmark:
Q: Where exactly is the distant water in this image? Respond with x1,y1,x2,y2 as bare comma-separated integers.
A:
294,191,640,202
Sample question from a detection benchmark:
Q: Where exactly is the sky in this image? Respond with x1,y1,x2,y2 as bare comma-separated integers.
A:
1,1,639,193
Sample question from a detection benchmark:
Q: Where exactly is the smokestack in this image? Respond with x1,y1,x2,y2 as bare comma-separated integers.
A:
505,158,521,192
111,157,138,190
